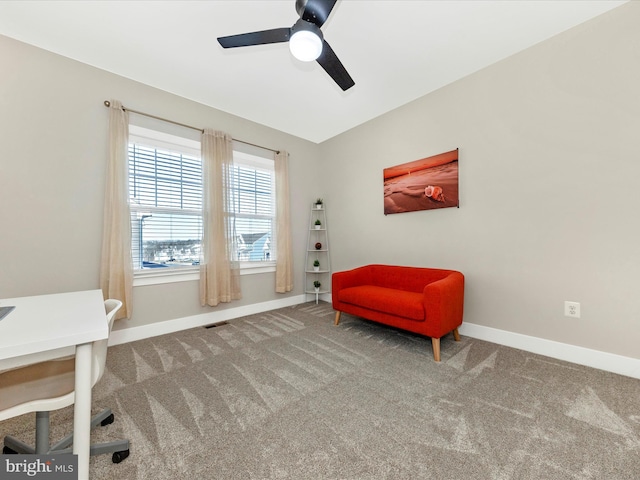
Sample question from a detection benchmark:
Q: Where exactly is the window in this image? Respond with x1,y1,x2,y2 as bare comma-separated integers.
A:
128,126,276,277
230,151,276,265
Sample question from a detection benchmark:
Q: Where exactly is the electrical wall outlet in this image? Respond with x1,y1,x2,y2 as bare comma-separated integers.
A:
564,301,580,318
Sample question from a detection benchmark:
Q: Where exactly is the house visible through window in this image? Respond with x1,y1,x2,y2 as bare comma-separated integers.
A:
128,125,276,274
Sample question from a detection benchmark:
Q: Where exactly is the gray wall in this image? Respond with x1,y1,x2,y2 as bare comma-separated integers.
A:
319,2,640,359
0,34,320,329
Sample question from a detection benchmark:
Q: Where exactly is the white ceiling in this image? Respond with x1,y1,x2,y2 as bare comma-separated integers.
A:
0,1,627,143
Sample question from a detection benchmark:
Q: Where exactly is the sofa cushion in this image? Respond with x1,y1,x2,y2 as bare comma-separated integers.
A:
338,285,424,321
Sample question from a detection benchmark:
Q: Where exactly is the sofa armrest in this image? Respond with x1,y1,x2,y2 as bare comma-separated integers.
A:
332,266,372,306
422,271,465,338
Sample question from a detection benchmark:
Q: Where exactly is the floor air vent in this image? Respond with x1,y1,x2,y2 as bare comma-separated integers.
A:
205,321,229,329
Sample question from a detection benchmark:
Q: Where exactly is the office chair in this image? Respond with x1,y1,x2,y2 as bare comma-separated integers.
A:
0,299,130,463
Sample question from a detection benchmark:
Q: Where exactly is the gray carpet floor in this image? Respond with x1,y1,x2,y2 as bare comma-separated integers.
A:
2,301,639,479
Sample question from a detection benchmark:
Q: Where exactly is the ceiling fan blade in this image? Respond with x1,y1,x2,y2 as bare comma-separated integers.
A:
296,0,338,27
316,40,354,91
217,28,291,48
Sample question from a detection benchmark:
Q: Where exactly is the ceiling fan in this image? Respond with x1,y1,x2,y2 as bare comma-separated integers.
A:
217,0,354,91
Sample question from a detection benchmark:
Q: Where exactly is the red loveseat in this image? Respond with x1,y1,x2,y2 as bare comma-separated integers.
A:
332,264,464,361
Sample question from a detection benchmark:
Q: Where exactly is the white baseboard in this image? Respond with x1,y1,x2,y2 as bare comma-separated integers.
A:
459,322,640,380
109,294,307,346
110,298,640,380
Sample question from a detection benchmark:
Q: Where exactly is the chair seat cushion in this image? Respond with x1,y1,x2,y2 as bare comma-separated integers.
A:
0,358,75,413
338,285,424,321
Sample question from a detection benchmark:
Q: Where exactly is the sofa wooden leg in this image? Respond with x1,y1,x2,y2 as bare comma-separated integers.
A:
453,328,460,341
432,337,441,362
334,311,341,326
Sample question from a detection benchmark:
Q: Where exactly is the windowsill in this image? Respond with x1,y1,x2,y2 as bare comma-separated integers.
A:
133,262,276,287
133,267,199,286
239,261,277,275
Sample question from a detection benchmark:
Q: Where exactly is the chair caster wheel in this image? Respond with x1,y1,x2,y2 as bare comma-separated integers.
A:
3,446,18,454
112,449,130,464
101,413,115,426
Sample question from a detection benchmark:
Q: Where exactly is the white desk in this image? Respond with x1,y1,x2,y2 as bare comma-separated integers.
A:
0,289,108,480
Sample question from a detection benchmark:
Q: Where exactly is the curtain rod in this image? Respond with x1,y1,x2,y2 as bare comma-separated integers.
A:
103,100,280,154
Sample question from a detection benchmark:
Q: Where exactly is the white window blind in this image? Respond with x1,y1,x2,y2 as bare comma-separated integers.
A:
127,126,276,273
230,152,276,263
129,127,202,271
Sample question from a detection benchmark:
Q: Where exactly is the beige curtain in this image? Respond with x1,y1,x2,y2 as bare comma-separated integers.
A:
200,129,241,306
100,100,133,319
275,150,293,293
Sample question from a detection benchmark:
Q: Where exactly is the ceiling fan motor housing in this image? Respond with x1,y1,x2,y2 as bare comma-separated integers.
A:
291,18,324,40
296,0,332,26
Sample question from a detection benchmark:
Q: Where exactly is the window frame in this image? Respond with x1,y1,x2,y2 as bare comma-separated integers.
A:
231,150,277,271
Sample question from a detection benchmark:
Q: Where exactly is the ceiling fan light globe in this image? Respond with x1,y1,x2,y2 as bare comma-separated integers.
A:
289,30,323,62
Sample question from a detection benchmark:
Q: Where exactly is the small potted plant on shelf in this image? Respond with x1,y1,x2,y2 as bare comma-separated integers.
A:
313,259,320,272
314,219,322,230
315,198,323,209
313,280,321,293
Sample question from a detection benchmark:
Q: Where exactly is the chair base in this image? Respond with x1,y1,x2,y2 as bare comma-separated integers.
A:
2,408,129,464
